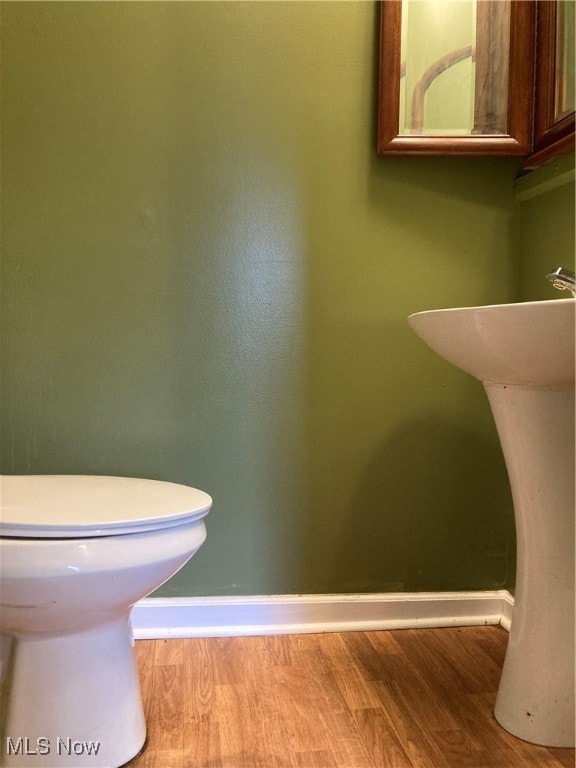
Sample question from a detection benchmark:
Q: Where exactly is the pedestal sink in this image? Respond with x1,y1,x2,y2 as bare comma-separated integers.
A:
408,298,575,748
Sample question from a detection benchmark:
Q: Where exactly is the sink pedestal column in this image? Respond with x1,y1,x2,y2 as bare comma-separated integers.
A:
486,383,575,748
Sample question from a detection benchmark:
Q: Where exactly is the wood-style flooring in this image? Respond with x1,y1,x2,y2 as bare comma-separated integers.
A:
126,626,574,768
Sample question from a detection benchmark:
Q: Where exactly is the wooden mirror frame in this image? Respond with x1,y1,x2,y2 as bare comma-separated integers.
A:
377,0,536,157
525,1,575,170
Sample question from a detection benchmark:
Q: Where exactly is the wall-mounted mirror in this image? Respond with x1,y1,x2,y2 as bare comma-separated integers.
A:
526,0,575,169
377,0,536,156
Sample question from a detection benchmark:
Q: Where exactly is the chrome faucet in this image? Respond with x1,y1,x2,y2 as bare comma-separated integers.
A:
546,267,576,297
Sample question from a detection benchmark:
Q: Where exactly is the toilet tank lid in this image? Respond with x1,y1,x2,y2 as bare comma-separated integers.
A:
0,475,212,538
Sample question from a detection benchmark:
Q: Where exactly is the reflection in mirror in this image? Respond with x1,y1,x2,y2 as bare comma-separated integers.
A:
555,0,575,122
399,0,511,136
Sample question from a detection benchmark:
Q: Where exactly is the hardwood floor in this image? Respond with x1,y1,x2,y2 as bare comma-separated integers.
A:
126,626,574,768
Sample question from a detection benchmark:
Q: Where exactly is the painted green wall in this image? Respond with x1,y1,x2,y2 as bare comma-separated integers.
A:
515,153,575,301
0,1,521,596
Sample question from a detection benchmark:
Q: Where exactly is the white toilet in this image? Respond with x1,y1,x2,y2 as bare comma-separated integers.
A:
0,474,211,768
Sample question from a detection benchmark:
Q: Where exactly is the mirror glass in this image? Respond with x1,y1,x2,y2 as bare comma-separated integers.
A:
399,0,511,136
555,0,575,122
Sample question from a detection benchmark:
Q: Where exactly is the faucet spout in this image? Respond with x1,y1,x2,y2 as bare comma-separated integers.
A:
546,267,576,297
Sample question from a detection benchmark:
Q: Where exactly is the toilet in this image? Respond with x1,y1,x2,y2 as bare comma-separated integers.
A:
0,474,211,768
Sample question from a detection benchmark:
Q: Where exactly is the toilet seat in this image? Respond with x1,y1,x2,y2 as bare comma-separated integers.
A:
0,475,212,538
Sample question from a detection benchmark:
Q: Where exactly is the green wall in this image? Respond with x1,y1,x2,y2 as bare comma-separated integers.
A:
515,153,576,301
0,1,524,596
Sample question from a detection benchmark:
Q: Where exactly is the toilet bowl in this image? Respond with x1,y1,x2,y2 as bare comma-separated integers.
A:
0,475,211,768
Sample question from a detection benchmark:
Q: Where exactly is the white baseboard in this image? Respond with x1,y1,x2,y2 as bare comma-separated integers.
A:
131,590,514,640
499,590,514,631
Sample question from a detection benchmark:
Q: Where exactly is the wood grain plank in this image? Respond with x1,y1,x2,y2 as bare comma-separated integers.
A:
317,709,377,768
372,679,453,768
182,717,222,768
212,683,254,767
182,638,216,722
293,749,337,767
146,664,185,753
270,664,333,753
153,637,185,666
353,706,415,768
319,633,384,711
237,637,297,767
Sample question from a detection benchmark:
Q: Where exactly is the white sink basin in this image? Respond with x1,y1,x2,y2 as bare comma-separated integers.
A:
408,297,575,748
408,298,575,387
